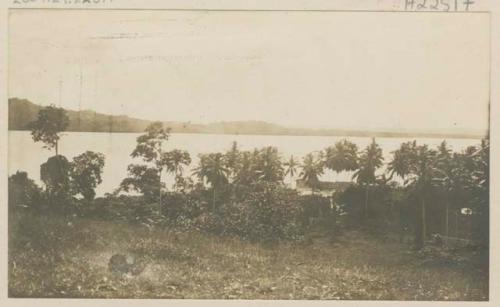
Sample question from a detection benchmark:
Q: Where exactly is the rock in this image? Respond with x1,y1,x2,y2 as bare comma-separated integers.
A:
108,253,146,276
108,254,130,274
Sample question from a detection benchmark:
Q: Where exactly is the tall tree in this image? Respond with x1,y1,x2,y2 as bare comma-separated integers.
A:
434,141,454,236
70,151,105,201
126,122,171,205
353,138,383,219
120,165,162,203
162,149,191,191
406,144,438,249
29,105,69,155
284,155,299,187
193,153,229,211
255,146,284,183
224,141,240,181
41,155,72,208
387,141,418,241
387,141,417,183
300,153,324,193
233,151,258,187
324,139,359,175
468,139,489,243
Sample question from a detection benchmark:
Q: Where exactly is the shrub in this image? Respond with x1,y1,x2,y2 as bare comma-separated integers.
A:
40,155,73,210
334,184,396,231
70,151,105,201
217,183,305,241
8,171,44,212
299,194,335,230
161,191,208,221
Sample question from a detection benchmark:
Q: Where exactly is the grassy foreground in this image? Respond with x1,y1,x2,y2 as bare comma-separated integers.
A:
9,213,488,300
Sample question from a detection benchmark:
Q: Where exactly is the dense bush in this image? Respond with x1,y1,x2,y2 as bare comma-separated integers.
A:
10,121,490,248
219,184,304,240
8,171,44,212
299,194,335,230
157,183,307,241
40,155,73,210
335,185,393,223
162,190,209,221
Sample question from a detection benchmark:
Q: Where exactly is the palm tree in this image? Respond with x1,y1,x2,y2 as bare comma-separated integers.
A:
353,138,383,219
410,144,438,249
387,141,417,241
434,141,454,236
300,153,324,193
391,142,440,248
224,141,240,181
284,155,299,187
387,140,417,183
193,153,229,211
255,146,284,183
162,149,191,191
233,151,257,187
129,122,170,207
324,139,359,175
472,139,489,244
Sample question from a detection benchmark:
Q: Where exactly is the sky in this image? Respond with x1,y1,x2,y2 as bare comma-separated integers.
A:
8,10,490,133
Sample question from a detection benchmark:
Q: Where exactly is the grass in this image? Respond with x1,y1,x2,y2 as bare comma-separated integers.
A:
8,212,488,300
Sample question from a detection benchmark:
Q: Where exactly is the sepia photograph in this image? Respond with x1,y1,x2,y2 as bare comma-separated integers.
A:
7,9,490,300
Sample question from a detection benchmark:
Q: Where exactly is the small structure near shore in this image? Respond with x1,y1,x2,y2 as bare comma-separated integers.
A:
295,179,352,197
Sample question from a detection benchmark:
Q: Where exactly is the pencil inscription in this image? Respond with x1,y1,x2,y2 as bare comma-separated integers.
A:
404,0,475,11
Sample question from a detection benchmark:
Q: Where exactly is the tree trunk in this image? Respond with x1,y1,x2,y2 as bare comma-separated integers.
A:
445,199,449,237
422,198,426,244
55,141,58,156
364,184,369,220
212,187,216,212
158,169,162,213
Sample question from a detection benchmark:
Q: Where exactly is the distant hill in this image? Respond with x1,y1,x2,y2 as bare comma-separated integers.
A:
8,98,487,139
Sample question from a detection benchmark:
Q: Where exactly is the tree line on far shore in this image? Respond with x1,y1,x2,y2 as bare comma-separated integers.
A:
9,105,490,249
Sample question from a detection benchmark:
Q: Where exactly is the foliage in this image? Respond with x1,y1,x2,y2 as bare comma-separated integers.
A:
284,155,299,178
299,194,336,230
232,151,258,187
131,122,170,164
8,171,44,211
224,141,240,180
324,139,359,173
253,147,284,183
193,153,229,188
29,105,69,154
162,190,208,221
161,149,191,190
122,122,171,203
120,164,162,203
71,151,105,201
192,152,229,211
214,183,304,240
40,155,73,208
388,141,417,182
335,184,393,225
465,140,489,242
300,153,324,190
353,138,383,184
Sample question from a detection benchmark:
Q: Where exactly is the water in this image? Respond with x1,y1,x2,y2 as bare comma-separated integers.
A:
8,131,482,196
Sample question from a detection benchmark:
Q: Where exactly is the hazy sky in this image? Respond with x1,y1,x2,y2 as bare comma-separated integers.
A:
9,10,490,132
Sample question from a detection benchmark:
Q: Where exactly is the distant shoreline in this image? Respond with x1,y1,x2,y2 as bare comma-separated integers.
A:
8,129,486,140
8,98,487,140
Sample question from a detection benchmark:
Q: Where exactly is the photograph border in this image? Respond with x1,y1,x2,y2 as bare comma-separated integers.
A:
0,1,497,306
